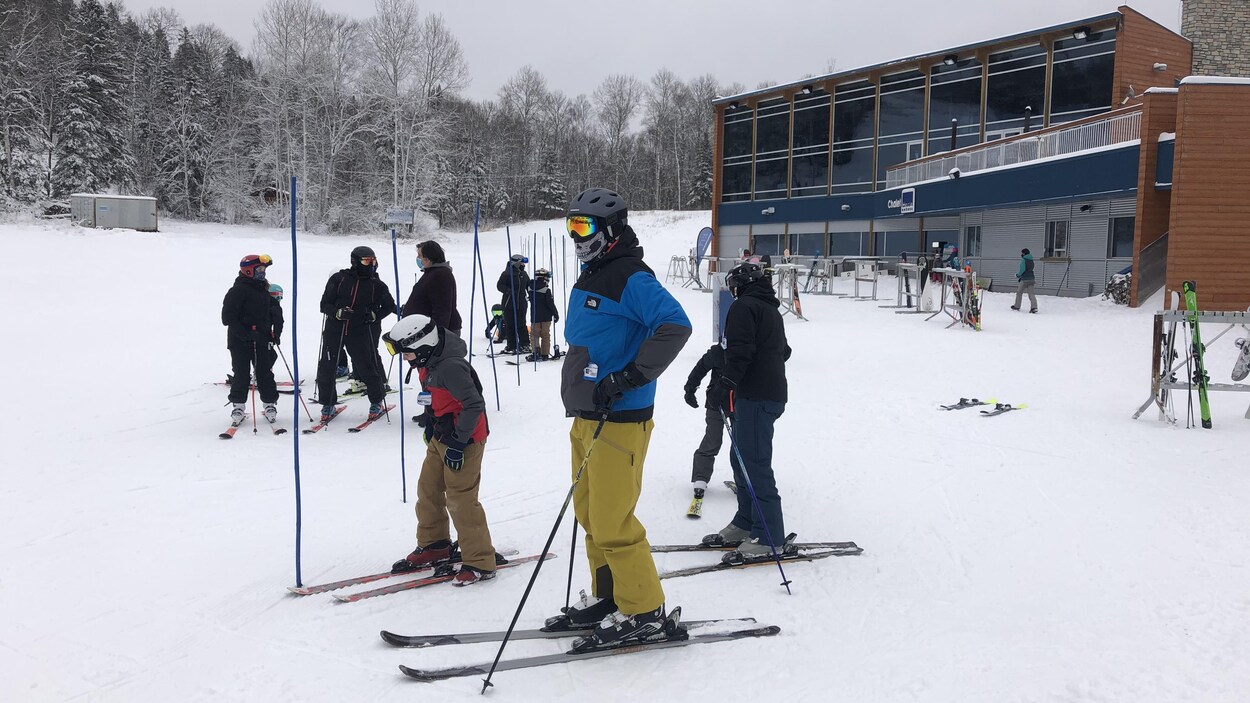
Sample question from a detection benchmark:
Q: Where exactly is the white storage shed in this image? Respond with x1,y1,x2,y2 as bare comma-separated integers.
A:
70,194,159,232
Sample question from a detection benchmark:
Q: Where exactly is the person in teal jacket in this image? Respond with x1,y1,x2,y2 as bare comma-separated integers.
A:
1012,248,1037,313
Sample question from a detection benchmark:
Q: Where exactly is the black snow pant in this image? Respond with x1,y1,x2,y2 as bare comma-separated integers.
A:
317,330,386,404
691,406,724,485
501,301,530,350
228,343,278,404
728,397,786,544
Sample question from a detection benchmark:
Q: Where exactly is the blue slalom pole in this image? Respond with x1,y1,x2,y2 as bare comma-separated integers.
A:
505,227,521,385
470,202,501,411
290,176,303,588
532,235,538,370
721,409,792,595
390,227,407,503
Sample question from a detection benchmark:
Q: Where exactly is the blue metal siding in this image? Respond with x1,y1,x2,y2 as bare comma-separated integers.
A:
1155,139,1174,188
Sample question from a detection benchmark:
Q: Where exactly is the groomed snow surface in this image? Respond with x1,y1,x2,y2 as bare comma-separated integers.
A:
3,211,1248,702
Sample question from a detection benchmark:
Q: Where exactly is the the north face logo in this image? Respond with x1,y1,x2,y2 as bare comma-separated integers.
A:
584,296,600,310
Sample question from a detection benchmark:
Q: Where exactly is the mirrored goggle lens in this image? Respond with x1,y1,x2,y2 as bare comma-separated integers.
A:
383,337,400,356
360,256,377,265
258,254,273,265
566,216,598,239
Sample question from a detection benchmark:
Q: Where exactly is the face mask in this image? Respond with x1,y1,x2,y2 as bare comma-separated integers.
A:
416,258,425,271
254,267,267,282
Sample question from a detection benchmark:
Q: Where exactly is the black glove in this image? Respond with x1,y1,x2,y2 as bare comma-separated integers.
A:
707,376,736,417
554,313,559,324
335,307,354,320
683,386,699,409
593,362,646,412
270,333,280,346
443,436,467,470
364,310,377,323
423,422,433,445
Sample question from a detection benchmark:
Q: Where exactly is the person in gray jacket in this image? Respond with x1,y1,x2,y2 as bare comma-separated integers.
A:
1012,248,1037,313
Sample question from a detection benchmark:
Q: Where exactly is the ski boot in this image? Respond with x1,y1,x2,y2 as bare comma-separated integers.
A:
230,403,246,423
263,403,278,423
391,539,456,574
570,605,686,652
451,565,496,587
347,379,368,395
721,535,798,565
544,590,618,631
320,404,336,424
700,522,749,548
367,401,385,419
335,365,350,380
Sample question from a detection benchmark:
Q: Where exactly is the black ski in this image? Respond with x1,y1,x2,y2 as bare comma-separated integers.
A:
939,397,993,410
658,545,862,580
651,540,859,553
398,624,781,682
380,617,756,649
980,403,1026,417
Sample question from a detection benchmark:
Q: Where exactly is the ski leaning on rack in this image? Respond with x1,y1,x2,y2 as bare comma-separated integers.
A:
302,405,347,434
348,404,397,433
332,553,554,603
288,549,521,596
380,617,758,649
939,397,993,411
1182,280,1213,429
398,621,781,682
219,414,248,439
657,545,862,580
980,403,1026,417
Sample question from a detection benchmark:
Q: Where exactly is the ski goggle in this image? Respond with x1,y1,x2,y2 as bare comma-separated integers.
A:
358,256,377,266
382,335,402,356
566,216,601,239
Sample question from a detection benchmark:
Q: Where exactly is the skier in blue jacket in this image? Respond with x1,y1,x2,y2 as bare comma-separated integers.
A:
1012,248,1037,313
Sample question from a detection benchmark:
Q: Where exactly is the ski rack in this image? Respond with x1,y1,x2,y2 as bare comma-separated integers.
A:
771,264,807,320
1134,309,1250,423
924,267,976,330
884,262,926,313
802,257,836,295
851,260,881,301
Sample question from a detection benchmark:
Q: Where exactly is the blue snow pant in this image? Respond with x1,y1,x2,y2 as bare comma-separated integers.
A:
728,397,786,544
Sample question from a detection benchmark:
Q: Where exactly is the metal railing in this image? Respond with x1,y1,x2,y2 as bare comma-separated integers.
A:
885,108,1143,189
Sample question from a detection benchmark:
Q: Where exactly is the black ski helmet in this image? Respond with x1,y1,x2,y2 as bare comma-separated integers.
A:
566,188,628,263
725,262,764,297
351,246,378,273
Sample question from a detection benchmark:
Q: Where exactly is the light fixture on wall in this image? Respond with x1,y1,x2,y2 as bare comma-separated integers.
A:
761,206,776,215
1153,62,1168,72
943,54,958,66
841,204,851,212
1079,203,1092,212
799,85,813,96
1073,26,1090,40
727,101,740,111
1120,85,1137,105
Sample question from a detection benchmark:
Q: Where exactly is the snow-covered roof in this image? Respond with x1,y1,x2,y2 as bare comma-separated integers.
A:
69,193,157,202
1180,76,1250,86
1158,132,1176,142
1143,87,1179,95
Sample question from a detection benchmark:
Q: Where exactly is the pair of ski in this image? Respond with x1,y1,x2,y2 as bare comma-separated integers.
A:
387,610,780,682
332,553,551,603
656,535,862,579
938,398,1025,416
219,414,287,439
301,404,396,434
504,354,564,366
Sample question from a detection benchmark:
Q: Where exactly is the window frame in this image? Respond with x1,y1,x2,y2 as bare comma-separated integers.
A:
1108,216,1135,258
1045,220,1070,259
964,225,983,257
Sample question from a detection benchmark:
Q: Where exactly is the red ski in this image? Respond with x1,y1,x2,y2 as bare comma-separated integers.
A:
348,404,396,433
219,414,248,439
332,553,555,603
288,548,520,596
302,405,347,434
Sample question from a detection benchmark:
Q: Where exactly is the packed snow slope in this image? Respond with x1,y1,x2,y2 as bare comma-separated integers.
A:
2,211,1248,702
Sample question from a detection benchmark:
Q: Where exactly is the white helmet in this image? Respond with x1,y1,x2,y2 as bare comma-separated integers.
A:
383,314,442,367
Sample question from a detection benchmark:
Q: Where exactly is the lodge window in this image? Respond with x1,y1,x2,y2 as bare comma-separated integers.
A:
831,81,876,194
1108,216,1135,258
877,70,926,189
1049,29,1117,124
790,231,826,256
721,105,754,203
829,231,870,256
927,58,983,154
986,45,1046,135
1045,220,1070,258
964,225,983,257
754,98,790,200
791,90,831,197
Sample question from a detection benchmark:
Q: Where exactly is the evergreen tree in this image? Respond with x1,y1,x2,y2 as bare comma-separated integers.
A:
685,133,713,209
158,29,214,217
533,150,566,217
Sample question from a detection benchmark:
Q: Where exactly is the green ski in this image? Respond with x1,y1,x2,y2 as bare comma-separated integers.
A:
1182,280,1213,429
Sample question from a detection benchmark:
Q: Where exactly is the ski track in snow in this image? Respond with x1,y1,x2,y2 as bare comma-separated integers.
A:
2,212,1249,701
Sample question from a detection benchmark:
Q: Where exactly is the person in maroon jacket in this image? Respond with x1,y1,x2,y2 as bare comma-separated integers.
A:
401,241,462,335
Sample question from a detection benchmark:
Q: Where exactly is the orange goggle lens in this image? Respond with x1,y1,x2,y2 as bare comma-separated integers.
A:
359,256,377,265
566,216,599,239
258,254,273,265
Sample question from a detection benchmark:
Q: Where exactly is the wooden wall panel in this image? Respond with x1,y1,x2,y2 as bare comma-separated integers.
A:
1166,83,1250,309
1114,6,1193,105
1130,90,1177,307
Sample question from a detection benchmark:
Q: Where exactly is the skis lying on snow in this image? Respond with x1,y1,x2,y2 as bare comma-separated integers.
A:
398,619,781,682
650,540,860,553
657,545,862,580
302,405,347,434
219,414,248,439
288,548,520,596
348,404,397,433
380,616,758,649
939,397,994,410
332,553,554,603
980,403,1026,417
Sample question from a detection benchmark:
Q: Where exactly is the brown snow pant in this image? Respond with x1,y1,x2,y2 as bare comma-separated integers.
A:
533,321,552,357
570,418,664,615
416,438,496,571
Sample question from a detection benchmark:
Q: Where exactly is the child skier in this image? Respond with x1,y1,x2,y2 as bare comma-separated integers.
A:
221,254,282,425
683,342,727,518
383,315,500,585
528,268,560,361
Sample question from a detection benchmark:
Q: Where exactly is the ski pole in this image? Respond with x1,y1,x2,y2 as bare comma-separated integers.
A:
276,345,314,422
250,333,259,434
721,409,792,595
564,520,577,611
481,411,610,693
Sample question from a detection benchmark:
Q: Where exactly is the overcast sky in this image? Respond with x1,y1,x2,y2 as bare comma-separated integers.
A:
120,0,1184,100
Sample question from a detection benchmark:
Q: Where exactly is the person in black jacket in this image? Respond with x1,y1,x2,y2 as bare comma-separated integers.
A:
315,246,395,422
703,261,792,564
683,343,727,514
402,241,462,335
497,254,531,353
221,254,283,424
528,268,560,360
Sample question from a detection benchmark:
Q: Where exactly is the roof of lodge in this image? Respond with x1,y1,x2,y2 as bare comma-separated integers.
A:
714,10,1124,106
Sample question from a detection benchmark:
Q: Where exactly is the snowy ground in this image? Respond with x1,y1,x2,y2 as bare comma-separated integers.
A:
2,210,1249,702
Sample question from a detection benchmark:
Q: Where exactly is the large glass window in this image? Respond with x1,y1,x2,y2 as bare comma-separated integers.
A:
831,81,876,194
1050,29,1116,124
877,70,925,188
875,230,920,258
754,98,790,200
791,90,830,197
1045,220,1070,258
829,231,870,256
928,58,983,154
752,233,783,257
964,225,983,257
721,105,753,202
790,230,825,256
1108,216,1134,257
986,45,1046,135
